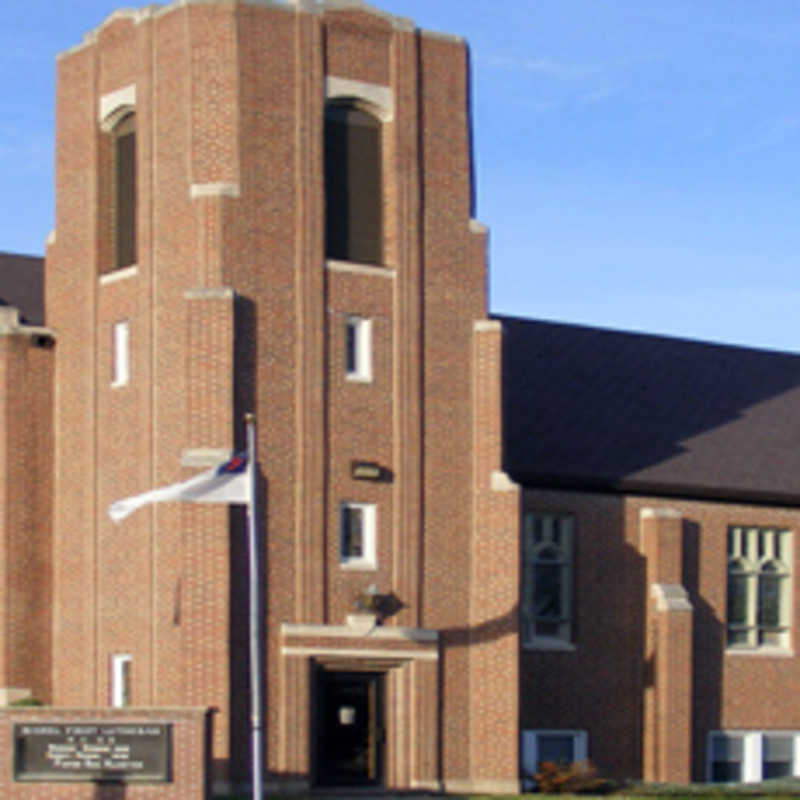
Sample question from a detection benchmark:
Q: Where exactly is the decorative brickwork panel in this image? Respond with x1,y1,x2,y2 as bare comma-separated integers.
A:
188,5,239,187
324,11,392,86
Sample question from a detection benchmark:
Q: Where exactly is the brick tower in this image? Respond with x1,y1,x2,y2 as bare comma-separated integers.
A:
46,0,520,792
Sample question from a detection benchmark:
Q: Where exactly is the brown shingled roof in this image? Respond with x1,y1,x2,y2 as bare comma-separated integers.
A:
0,252,44,325
499,314,800,506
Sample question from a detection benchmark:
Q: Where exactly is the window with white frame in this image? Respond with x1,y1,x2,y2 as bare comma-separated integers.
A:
340,502,376,569
521,512,574,647
708,731,800,782
521,730,588,787
111,653,132,708
727,526,791,650
112,320,130,387
345,315,372,382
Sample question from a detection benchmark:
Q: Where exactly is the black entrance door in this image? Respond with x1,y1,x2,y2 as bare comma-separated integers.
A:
316,670,384,787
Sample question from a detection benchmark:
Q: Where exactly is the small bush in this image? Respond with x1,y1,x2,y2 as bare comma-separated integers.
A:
535,759,613,794
9,697,44,707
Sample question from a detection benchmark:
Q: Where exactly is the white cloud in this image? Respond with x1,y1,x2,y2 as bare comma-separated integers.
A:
733,113,800,154
482,53,600,81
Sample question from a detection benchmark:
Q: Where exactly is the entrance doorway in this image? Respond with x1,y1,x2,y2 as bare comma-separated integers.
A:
315,669,384,787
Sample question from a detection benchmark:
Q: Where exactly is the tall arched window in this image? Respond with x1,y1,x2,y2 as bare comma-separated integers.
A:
521,512,574,646
324,102,382,265
113,112,137,269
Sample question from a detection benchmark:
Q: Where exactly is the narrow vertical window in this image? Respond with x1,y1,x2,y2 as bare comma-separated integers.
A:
112,320,130,387
345,316,372,382
111,654,132,708
340,502,376,569
114,113,137,269
324,103,382,264
522,513,574,646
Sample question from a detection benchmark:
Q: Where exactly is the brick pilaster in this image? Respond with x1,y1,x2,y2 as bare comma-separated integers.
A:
467,319,520,792
640,509,693,783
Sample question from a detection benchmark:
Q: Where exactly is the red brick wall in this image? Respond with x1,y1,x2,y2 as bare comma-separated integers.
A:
48,1,496,791
520,488,800,781
469,321,520,789
0,334,53,702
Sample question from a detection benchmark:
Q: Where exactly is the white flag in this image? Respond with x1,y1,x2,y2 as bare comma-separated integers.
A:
108,452,250,523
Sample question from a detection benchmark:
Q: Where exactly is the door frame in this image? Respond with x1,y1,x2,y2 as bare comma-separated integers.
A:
312,665,385,788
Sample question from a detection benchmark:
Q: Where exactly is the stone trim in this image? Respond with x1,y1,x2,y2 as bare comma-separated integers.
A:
282,645,438,661
651,583,693,612
326,259,396,279
183,287,235,301
99,84,136,131
99,265,139,286
445,778,521,794
725,647,795,658
0,308,55,340
474,319,501,333
326,75,394,121
469,218,488,234
420,28,466,44
411,778,444,791
641,507,681,520
490,471,518,492
190,182,240,198
282,619,438,643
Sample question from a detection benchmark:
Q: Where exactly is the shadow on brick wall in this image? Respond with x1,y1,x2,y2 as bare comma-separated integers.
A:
683,519,724,782
518,494,645,781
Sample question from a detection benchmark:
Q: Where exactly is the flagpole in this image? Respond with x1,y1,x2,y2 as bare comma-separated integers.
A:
245,413,263,800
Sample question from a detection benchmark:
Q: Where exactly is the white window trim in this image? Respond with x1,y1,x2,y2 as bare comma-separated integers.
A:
707,730,800,783
340,501,377,570
110,653,132,708
345,316,372,383
112,320,130,387
521,730,588,789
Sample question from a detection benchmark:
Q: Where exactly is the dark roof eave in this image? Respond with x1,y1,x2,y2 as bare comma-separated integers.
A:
510,470,800,510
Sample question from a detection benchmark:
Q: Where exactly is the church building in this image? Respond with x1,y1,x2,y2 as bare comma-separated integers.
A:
2,0,800,794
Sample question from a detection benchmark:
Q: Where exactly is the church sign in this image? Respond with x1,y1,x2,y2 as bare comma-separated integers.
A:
13,723,171,782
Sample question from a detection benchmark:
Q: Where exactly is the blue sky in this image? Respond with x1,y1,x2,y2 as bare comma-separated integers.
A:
4,1,800,351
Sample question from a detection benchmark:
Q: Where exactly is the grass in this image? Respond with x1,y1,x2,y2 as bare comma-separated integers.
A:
215,794,800,800
213,777,800,799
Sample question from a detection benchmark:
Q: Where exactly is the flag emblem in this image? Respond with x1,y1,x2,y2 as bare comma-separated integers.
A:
108,451,251,523
218,453,247,474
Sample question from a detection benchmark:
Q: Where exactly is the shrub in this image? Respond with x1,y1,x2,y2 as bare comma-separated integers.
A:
9,697,44,706
535,759,613,794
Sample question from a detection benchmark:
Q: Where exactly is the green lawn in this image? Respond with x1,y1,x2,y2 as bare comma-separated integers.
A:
214,777,800,800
